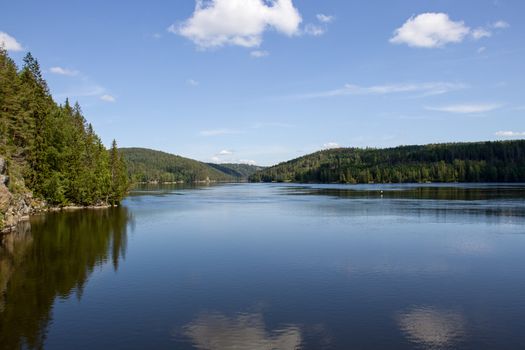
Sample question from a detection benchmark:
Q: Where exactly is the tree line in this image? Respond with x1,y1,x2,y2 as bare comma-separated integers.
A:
249,141,525,183
120,147,261,183
0,48,128,205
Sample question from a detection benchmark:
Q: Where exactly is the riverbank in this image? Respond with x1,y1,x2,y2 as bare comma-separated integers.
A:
0,156,120,233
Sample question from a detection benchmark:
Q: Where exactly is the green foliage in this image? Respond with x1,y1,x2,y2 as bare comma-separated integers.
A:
206,163,264,179
250,141,525,183
121,148,258,183
0,49,128,206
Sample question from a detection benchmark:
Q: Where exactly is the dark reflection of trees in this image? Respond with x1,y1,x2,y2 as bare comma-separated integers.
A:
285,185,525,201
0,207,130,350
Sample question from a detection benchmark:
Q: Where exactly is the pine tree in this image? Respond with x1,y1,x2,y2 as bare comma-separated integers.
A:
0,49,128,207
108,140,128,205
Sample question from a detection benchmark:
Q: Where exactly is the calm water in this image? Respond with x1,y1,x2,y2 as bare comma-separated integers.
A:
1,183,525,349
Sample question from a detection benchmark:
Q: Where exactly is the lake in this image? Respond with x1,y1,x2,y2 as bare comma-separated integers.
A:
1,183,525,349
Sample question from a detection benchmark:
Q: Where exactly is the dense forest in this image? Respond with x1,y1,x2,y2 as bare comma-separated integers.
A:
250,141,525,183
0,48,128,209
121,147,262,183
206,162,264,179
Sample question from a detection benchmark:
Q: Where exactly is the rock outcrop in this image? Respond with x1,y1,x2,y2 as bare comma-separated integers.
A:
0,157,39,233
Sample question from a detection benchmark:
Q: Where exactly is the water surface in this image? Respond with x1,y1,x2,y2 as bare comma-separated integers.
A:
1,183,525,349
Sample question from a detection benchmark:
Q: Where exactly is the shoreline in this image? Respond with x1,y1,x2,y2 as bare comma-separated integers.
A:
1,202,116,234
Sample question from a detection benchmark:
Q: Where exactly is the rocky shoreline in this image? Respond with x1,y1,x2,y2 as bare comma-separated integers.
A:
0,157,113,234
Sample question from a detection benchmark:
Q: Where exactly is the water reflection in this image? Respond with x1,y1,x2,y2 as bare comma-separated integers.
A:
0,207,130,350
281,184,525,223
180,312,302,350
284,183,525,201
398,306,465,349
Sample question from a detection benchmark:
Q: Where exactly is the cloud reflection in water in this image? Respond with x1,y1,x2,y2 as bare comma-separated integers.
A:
398,306,465,349
180,312,302,349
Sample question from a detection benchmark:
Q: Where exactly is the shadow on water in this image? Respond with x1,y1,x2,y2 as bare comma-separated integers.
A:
0,207,131,350
282,183,525,201
281,184,525,221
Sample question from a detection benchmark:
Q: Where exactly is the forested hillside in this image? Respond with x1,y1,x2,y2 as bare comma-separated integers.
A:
121,148,259,183
250,141,525,183
0,48,128,220
206,163,264,179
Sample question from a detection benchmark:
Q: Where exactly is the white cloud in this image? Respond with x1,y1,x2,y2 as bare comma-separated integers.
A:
250,50,269,58
304,24,325,36
239,159,257,165
390,13,470,48
0,32,23,52
303,13,334,37
426,103,501,114
295,82,466,99
210,149,257,165
49,66,79,76
492,20,509,29
200,128,241,136
495,131,525,137
323,142,340,149
170,0,302,49
187,79,199,86
477,46,486,54
471,27,491,40
100,94,116,102
316,14,334,23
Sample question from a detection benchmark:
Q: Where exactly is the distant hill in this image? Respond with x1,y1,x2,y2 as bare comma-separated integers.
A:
120,148,262,183
249,140,525,184
206,163,265,179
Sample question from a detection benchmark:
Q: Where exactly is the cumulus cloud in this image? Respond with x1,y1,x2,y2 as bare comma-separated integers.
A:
250,50,269,58
240,159,257,165
211,149,258,165
426,103,501,114
390,13,470,48
0,32,23,52
316,14,334,23
495,131,525,137
49,66,79,76
322,142,340,149
169,0,302,49
294,82,466,99
391,13,507,48
100,94,116,102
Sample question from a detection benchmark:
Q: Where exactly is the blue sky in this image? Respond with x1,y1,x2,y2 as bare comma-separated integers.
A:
2,0,524,165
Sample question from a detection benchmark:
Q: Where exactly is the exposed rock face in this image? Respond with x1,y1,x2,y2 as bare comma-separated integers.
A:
0,157,36,233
